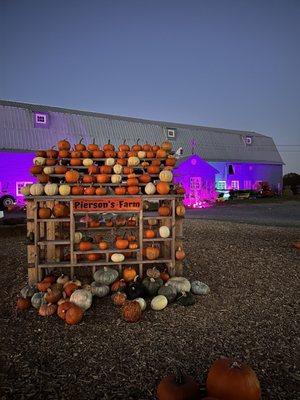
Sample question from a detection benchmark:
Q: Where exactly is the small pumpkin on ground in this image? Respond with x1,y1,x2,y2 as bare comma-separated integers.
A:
112,292,127,307
158,285,177,303
37,280,52,292
90,282,110,297
65,304,85,325
16,297,31,310
191,281,210,295
111,279,126,292
151,295,168,311
31,292,47,309
44,287,62,303
157,368,200,400
142,277,163,296
70,289,92,311
165,277,191,294
122,300,142,323
135,297,146,311
177,291,196,306
39,303,57,317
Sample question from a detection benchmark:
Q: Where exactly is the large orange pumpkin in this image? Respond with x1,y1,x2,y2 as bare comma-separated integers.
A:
119,140,130,152
75,138,86,151
58,139,71,151
71,186,84,195
99,165,112,174
157,370,200,400
156,182,170,195
127,186,139,195
92,149,105,158
131,139,142,152
115,186,126,195
79,241,93,251
70,158,82,166
65,169,80,183
16,297,31,310
158,205,171,216
96,174,110,184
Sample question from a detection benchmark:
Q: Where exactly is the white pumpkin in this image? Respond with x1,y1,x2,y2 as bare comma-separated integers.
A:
128,156,140,166
145,182,156,195
74,232,83,244
90,282,110,297
159,226,170,238
165,277,191,294
105,157,115,166
21,184,31,196
57,274,69,285
135,298,146,311
82,158,94,167
151,295,168,311
43,166,55,175
191,281,210,295
33,157,46,166
148,218,157,226
111,253,125,263
44,183,59,196
29,183,44,196
137,150,146,159
159,170,173,183
59,184,71,196
70,289,92,311
113,164,123,174
111,174,122,184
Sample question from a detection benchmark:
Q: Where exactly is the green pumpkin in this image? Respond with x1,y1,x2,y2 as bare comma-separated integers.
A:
31,292,46,309
177,292,196,307
90,282,110,298
158,285,177,303
93,267,118,285
20,284,37,298
142,277,163,297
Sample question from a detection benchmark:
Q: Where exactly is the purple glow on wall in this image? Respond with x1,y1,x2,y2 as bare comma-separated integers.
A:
174,155,218,208
34,112,50,128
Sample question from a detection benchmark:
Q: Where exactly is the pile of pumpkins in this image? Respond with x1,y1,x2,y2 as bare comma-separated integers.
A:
22,138,187,197
16,266,210,324
157,358,261,400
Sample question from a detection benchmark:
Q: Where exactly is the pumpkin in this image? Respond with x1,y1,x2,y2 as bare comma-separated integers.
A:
99,165,111,174
44,287,62,303
156,181,170,195
30,165,43,175
44,183,59,196
159,226,170,238
39,303,57,317
29,183,44,196
146,150,155,158
115,238,129,250
57,301,73,319
159,170,173,183
127,186,139,195
20,284,36,298
111,279,126,292
157,369,200,400
53,203,70,218
122,300,141,323
131,139,142,152
72,186,84,195
111,253,125,263
176,203,185,217
126,276,145,300
147,165,160,174
59,184,71,196
177,291,196,306
144,229,155,239
21,184,31,196
70,289,92,311
96,174,110,183
87,138,99,152
36,150,47,157
175,184,185,195
38,207,51,219
31,292,46,309
147,218,158,226
88,165,99,174
158,205,171,216
165,277,191,294
37,280,52,292
151,295,168,311
135,297,146,311
92,149,104,158
64,282,78,297
156,148,167,158
74,138,86,151
90,282,110,297
16,297,31,310
137,150,146,159
176,246,186,260
94,266,118,285
119,139,130,152
145,182,156,195
37,173,50,184
145,245,160,260
82,158,94,167
166,156,176,166
139,174,151,184
206,358,261,400
104,157,115,166
123,266,137,282
57,274,69,285
70,158,82,166
146,267,161,279
128,156,140,167
57,139,71,150
111,174,122,184
65,169,80,183
142,277,163,296
45,158,57,166
95,186,107,195
114,186,126,195
84,186,96,195
87,253,100,261
79,241,93,251
127,177,139,186
161,140,172,152
112,292,127,307
43,274,56,284
160,270,170,283
191,281,210,295
158,285,177,303
58,149,70,158
65,304,84,325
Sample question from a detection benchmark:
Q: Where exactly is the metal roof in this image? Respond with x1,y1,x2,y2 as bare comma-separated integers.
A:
0,100,284,164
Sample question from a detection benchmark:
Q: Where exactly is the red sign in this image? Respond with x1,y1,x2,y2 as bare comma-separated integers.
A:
73,197,142,212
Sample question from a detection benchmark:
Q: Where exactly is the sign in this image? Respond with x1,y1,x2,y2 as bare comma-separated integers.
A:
73,197,142,212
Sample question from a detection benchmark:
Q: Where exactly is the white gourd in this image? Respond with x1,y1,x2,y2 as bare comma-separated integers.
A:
44,183,59,196
145,182,156,195
191,281,210,295
105,158,115,166
113,164,123,174
165,277,191,294
111,174,122,184
74,232,83,244
70,289,92,310
59,184,71,196
43,166,55,175
159,226,170,238
135,298,146,311
137,151,146,159
128,156,140,166
111,253,125,263
33,157,46,166
57,274,69,285
151,295,168,311
82,158,94,167
159,170,173,182
21,184,31,196
29,183,44,196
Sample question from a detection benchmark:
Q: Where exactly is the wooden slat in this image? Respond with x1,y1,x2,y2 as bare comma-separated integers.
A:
38,240,71,245
74,248,139,254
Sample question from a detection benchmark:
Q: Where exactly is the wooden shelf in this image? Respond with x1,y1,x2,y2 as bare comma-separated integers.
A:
74,248,139,254
38,262,72,268
79,226,138,231
74,258,172,267
143,238,172,242
38,240,70,245
37,218,70,222
27,195,183,200
143,216,173,220
60,157,168,162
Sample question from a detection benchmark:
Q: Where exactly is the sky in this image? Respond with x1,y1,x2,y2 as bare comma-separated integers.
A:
1,0,300,173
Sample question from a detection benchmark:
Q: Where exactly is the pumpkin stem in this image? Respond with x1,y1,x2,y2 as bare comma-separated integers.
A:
175,367,185,385
230,361,242,369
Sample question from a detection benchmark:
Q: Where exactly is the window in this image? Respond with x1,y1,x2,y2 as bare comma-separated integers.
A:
34,112,50,128
190,177,202,190
16,181,33,196
243,136,252,145
244,180,252,189
216,181,226,190
231,180,239,190
166,128,176,139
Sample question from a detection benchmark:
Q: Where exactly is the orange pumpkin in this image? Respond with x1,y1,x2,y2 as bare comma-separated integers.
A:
89,219,100,227
160,270,170,282
87,139,99,152
87,253,101,261
38,207,52,219
117,150,127,159
161,140,172,152
127,186,139,195
139,174,151,183
99,241,109,250
88,165,99,174
54,165,68,174
71,186,84,195
158,204,171,216
145,245,160,260
116,238,129,250
156,149,167,158
95,187,107,195
92,149,105,158
103,140,115,152
156,182,170,195
166,156,176,166
119,140,130,152
146,151,155,158
79,241,93,251
115,186,126,195
57,301,73,320
65,169,80,183
127,177,139,186
96,174,110,183
84,186,96,195
58,149,70,158
37,173,50,183
45,158,57,166
129,242,138,250
16,297,31,310
64,282,78,297
65,304,84,325
75,138,86,151
144,229,155,238
131,139,142,152
122,300,141,322
147,165,160,174
152,143,160,152
123,166,134,175
112,292,127,307
37,280,52,292
117,158,127,166
70,158,82,166
71,150,81,158
46,148,58,159
105,150,117,158
82,174,94,183
30,165,43,175
100,165,112,174
111,279,126,292
82,150,91,158
53,203,70,218
123,266,137,282
175,246,185,260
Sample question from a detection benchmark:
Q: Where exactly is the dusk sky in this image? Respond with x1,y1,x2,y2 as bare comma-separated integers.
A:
1,0,299,172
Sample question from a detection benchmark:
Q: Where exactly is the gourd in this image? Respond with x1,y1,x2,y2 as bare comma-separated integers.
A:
64,304,84,325
159,226,170,238
39,303,57,316
206,357,261,400
113,164,123,174
111,253,125,263
70,289,93,311
156,181,170,195
111,279,126,292
38,207,51,219
175,246,186,260
74,232,83,244
145,182,156,195
177,292,195,306
165,277,191,294
145,245,160,260
90,282,110,297
20,284,36,298
33,156,46,166
191,281,210,295
151,295,168,311
43,166,55,175
157,369,200,400
105,157,115,166
176,203,185,217
123,266,137,282
111,174,122,184
93,267,118,285
31,292,46,309
160,270,170,283
82,158,94,166
57,139,71,150
44,287,62,303
16,297,31,310
21,184,31,196
64,282,78,297
122,300,142,323
159,170,173,183
158,285,177,303
57,301,73,320
29,183,44,196
37,280,52,292
59,184,71,196
146,267,161,279
53,203,70,218
57,274,69,285
135,297,146,311
142,277,163,296
161,140,172,151
137,150,146,159
44,183,59,196
126,276,145,300
112,292,127,307
128,156,140,166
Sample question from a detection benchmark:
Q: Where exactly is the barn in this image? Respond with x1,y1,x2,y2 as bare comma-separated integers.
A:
0,100,283,208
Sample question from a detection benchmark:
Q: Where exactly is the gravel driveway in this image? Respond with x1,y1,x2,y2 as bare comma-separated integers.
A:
0,220,299,399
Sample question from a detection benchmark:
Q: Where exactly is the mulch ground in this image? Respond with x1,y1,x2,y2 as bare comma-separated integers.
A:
0,220,299,400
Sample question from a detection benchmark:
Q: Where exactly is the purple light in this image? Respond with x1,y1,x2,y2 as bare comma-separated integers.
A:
34,112,50,128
